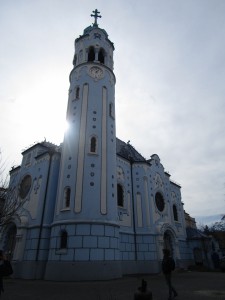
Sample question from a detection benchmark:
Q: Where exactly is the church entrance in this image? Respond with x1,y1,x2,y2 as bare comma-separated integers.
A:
4,224,17,260
163,230,174,257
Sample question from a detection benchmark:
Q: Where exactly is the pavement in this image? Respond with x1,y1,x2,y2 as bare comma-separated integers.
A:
2,270,225,300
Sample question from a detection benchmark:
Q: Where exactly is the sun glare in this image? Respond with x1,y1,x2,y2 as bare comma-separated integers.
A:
64,120,70,133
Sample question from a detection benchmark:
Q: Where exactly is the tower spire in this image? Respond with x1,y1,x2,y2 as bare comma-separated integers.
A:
91,9,101,27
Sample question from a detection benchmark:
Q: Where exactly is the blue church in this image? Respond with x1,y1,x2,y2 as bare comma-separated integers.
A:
0,10,215,280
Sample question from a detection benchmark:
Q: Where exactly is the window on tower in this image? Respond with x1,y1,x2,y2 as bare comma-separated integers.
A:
64,187,71,208
109,103,115,119
75,87,80,99
90,136,97,154
88,46,95,62
98,48,105,64
73,54,77,66
117,183,124,207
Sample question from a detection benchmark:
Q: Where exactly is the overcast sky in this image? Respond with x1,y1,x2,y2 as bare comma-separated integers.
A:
0,0,224,224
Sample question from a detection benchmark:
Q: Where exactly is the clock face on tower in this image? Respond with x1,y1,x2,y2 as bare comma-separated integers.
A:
89,66,104,80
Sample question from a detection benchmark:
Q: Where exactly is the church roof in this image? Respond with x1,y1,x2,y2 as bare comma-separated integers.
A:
22,140,58,155
40,141,58,150
116,138,147,162
186,227,210,240
35,141,59,158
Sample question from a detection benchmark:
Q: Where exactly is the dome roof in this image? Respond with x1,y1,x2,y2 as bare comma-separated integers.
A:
83,24,108,38
75,11,114,50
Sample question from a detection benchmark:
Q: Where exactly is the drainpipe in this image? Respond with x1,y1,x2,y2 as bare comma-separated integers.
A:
35,150,54,262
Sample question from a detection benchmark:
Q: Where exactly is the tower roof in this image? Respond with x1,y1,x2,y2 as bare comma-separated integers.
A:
75,9,114,49
83,25,108,38
84,9,107,36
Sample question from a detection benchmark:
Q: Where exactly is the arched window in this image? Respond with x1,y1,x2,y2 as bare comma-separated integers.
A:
60,230,68,249
173,204,178,221
117,184,124,207
75,87,80,99
90,136,97,153
88,47,95,62
109,103,114,119
64,187,71,208
98,48,105,64
73,54,77,66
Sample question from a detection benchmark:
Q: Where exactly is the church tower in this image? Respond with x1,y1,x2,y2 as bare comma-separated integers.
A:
45,10,121,280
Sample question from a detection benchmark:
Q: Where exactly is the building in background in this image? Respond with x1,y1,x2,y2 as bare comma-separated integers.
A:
0,10,216,280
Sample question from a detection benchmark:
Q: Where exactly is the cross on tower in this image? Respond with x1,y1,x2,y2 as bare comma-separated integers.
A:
91,9,101,26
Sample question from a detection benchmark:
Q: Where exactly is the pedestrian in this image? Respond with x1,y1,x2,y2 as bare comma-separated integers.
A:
162,249,177,300
0,250,13,297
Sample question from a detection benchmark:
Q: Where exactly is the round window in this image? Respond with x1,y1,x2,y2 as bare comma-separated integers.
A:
19,175,32,199
155,192,165,212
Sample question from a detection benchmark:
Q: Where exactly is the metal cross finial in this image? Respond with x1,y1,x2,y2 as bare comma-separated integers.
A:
91,9,101,26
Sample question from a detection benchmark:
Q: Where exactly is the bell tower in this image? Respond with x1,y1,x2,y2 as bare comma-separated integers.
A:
45,10,121,280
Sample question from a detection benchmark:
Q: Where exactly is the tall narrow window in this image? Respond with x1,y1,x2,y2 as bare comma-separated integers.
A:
117,184,124,207
73,54,77,66
109,103,115,119
88,46,95,62
90,136,97,153
64,187,71,208
155,192,165,212
98,48,105,64
173,204,178,221
60,230,68,249
75,87,80,99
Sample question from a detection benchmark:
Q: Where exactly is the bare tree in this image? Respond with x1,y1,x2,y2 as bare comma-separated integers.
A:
0,151,23,227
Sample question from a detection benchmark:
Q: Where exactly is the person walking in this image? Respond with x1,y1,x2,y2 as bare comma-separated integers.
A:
0,250,13,297
162,249,178,300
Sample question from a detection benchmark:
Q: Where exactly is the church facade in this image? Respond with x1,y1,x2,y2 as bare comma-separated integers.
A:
0,11,209,280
